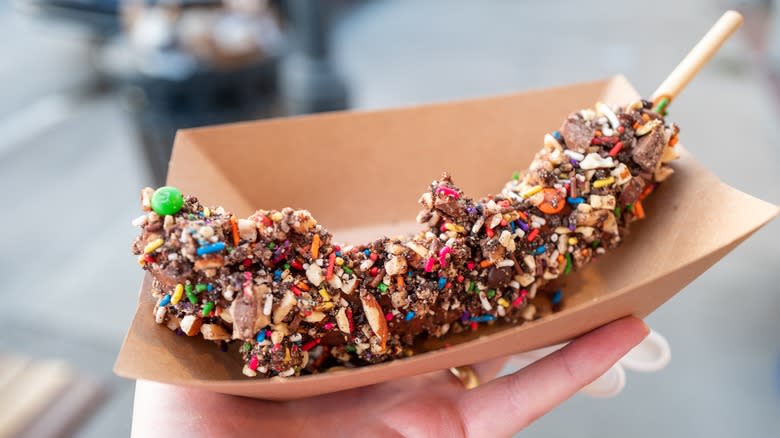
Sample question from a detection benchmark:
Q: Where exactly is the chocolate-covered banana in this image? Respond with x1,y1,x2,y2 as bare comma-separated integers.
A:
131,99,678,378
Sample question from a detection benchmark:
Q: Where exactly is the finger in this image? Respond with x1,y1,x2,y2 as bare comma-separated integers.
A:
416,355,509,394
470,356,510,382
132,380,285,437
456,317,648,437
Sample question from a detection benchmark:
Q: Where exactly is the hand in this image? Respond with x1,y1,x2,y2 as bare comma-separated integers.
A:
132,317,648,437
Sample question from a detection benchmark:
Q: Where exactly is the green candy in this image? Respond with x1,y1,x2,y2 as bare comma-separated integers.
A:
151,186,184,216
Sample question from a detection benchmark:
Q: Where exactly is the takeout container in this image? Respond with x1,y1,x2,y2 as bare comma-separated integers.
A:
114,75,778,400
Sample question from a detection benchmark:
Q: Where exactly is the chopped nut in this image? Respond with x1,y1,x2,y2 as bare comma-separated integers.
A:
479,291,493,311
523,255,536,273
516,273,535,287
488,213,502,230
544,133,562,150
391,289,409,308
360,293,388,351
242,365,257,377
237,219,257,241
575,226,595,238
131,215,148,227
194,255,223,272
165,316,180,332
220,307,234,324
611,163,632,185
385,242,405,255
141,187,154,211
154,306,167,324
471,216,485,234
163,215,174,231
589,194,616,210
406,241,428,257
341,276,358,294
419,191,433,209
574,209,609,227
384,255,407,276
579,153,616,170
198,226,215,239
521,304,537,321
655,165,674,182
273,291,298,324
327,274,343,290
602,212,618,234
498,230,516,252
304,311,326,323
306,264,324,287
359,258,375,272
636,119,662,136
201,323,230,340
661,145,679,164
180,315,203,336
336,307,351,334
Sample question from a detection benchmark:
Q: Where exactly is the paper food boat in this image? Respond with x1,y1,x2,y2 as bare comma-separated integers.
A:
114,76,778,400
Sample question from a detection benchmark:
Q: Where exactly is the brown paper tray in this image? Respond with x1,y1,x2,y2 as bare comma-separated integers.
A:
114,76,778,400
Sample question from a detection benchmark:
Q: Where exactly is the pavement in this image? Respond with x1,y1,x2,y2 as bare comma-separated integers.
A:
0,0,777,436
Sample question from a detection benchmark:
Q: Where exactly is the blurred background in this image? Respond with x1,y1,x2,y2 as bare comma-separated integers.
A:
0,0,778,436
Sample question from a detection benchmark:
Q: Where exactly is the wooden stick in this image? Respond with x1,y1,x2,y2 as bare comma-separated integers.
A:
651,10,743,103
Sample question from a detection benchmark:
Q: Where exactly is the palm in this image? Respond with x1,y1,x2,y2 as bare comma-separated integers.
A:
133,317,647,437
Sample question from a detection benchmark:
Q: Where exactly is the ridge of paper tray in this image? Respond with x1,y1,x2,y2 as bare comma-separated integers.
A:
114,75,779,400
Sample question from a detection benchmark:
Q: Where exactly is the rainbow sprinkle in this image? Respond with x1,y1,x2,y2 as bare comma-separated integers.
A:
144,238,164,254
197,242,226,256
522,185,542,198
593,177,616,188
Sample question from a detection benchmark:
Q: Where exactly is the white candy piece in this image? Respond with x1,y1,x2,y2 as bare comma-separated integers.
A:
579,153,616,170
564,150,585,161
263,293,273,316
597,103,620,129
